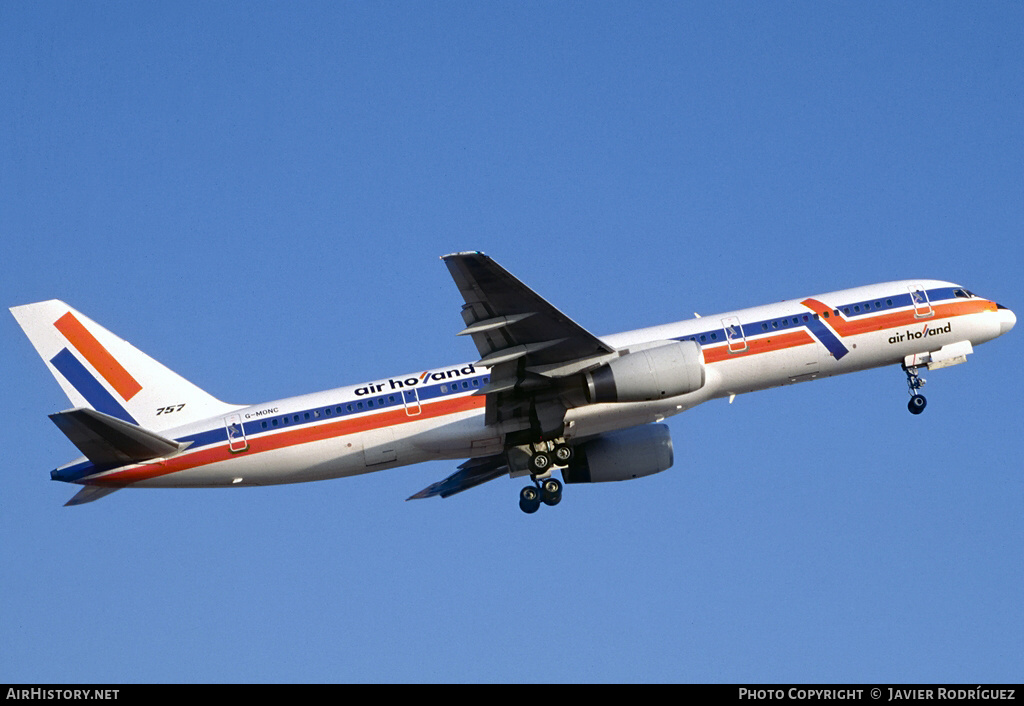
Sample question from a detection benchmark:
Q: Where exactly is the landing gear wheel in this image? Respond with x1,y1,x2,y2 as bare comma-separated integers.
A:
541,478,563,506
908,394,927,415
529,451,553,474
519,486,541,514
553,444,573,465
903,365,928,413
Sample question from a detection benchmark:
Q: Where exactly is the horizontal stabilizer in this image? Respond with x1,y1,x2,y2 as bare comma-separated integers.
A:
50,407,188,468
65,485,121,506
407,454,508,500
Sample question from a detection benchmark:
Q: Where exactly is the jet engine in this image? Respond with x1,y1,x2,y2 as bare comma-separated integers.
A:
584,340,704,403
562,424,674,484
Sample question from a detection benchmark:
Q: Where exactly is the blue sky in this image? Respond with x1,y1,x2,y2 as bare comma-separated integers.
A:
2,2,1021,683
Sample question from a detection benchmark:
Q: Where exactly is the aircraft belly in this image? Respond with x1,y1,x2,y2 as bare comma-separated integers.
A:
405,407,501,458
126,437,378,488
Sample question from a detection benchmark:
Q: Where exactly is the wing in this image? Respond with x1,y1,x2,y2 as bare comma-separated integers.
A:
410,253,619,502
406,455,508,500
442,251,616,437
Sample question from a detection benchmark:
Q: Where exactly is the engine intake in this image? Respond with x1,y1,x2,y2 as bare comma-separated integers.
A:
562,424,674,484
585,340,704,403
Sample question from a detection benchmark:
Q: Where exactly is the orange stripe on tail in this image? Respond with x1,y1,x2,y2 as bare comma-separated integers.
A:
54,312,143,401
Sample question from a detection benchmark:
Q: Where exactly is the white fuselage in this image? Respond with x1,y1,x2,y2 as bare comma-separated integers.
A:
54,279,1013,490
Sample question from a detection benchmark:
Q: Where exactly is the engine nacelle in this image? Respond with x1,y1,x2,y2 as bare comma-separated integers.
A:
585,340,704,403
562,424,674,484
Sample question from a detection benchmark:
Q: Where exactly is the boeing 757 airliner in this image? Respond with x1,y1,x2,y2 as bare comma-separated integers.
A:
11,252,1016,512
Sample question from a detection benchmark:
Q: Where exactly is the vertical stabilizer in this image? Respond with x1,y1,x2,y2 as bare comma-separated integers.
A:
10,300,243,431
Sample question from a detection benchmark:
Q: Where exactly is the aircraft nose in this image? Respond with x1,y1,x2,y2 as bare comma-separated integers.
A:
997,304,1015,335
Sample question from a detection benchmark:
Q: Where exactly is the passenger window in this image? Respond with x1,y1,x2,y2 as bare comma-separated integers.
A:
823,311,829,319
762,323,768,331
262,421,268,429
272,419,279,427
886,299,893,306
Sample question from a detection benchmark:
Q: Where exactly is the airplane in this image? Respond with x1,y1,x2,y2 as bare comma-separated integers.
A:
10,252,1016,513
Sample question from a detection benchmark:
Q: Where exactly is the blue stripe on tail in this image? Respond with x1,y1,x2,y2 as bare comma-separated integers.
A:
50,348,138,424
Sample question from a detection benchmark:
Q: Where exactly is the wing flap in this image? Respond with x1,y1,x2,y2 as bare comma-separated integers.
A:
457,312,537,337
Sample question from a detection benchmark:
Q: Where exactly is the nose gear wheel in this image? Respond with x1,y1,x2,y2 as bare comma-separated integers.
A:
903,365,927,415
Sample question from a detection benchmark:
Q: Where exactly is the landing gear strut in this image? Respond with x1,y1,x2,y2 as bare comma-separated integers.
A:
903,364,927,415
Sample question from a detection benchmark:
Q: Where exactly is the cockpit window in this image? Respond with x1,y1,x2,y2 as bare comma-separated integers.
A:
954,289,976,299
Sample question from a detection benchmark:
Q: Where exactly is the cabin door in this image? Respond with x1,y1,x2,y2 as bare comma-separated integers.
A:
721,315,748,353
909,284,934,319
402,387,422,416
224,414,249,453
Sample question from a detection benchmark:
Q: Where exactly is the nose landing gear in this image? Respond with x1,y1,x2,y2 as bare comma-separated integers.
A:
903,364,927,415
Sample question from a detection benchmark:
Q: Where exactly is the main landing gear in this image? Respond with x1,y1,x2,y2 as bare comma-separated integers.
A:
519,478,563,514
903,364,927,415
517,440,573,514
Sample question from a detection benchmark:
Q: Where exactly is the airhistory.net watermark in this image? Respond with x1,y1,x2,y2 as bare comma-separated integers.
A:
6,689,118,701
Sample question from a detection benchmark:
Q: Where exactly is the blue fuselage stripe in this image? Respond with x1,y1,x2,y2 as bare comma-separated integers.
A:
805,318,849,359
53,287,972,484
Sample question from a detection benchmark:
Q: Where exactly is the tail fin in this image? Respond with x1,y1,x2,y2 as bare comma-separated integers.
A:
10,300,242,431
